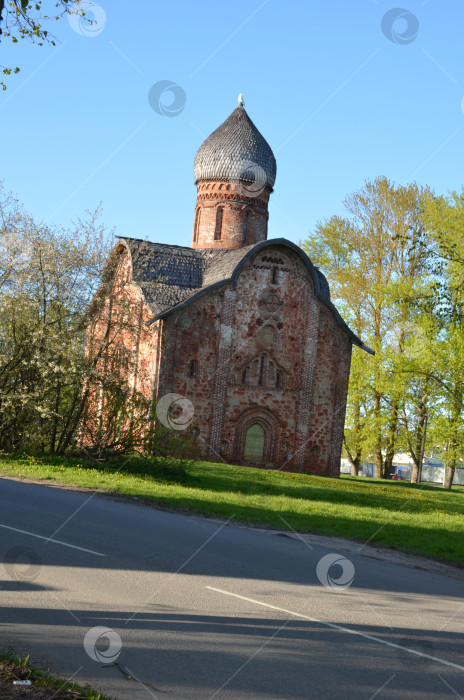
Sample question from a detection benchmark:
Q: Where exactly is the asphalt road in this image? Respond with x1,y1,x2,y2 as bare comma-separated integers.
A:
0,477,463,700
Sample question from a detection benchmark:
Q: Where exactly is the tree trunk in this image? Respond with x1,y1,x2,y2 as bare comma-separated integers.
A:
410,461,420,485
373,390,383,478
443,381,462,490
443,464,455,490
410,382,429,484
372,308,383,479
50,375,62,455
383,398,399,479
344,394,363,476
344,435,361,476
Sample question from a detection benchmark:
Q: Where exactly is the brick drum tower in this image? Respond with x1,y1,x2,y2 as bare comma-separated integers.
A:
192,96,275,249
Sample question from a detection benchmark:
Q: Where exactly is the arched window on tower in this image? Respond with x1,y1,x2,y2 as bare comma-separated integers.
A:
188,360,197,377
214,206,224,240
193,209,201,242
244,210,250,244
271,267,278,284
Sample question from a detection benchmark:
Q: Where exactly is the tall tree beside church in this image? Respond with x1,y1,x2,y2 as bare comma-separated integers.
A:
0,185,110,452
302,177,432,478
422,190,464,489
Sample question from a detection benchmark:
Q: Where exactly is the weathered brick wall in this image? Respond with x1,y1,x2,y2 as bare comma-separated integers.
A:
82,244,159,445
192,179,271,249
158,293,222,458
327,333,352,477
219,248,310,468
304,311,350,475
158,245,353,476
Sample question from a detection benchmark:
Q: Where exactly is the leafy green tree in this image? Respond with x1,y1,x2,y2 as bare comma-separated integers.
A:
302,177,433,478
392,315,437,483
0,184,110,452
0,0,91,89
422,190,464,489
0,187,198,468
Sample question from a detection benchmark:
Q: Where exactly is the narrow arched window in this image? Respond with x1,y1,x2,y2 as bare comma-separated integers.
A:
271,267,278,284
189,360,197,377
242,368,248,384
276,372,281,389
214,207,223,240
244,210,250,244
193,209,201,242
258,355,266,386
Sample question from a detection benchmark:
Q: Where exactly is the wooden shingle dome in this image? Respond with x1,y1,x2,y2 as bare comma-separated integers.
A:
193,101,277,189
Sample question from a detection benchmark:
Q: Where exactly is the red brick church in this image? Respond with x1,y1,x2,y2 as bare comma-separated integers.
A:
85,98,370,476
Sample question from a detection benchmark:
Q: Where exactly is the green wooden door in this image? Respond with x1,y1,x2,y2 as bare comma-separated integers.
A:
244,423,265,462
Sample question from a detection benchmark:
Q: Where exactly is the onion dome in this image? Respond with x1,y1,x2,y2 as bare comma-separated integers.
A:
193,97,277,189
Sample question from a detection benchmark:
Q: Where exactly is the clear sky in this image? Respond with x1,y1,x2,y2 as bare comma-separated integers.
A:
1,0,463,249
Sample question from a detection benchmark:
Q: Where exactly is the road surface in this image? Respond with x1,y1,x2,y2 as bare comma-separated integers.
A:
0,477,463,699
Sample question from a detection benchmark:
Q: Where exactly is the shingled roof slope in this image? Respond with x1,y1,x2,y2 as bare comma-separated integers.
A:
117,237,368,350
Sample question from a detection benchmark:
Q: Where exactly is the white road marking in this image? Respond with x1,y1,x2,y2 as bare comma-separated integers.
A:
207,586,464,672
0,523,105,557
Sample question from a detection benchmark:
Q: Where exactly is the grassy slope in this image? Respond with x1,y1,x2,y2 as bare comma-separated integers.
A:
1,454,463,564
0,652,111,699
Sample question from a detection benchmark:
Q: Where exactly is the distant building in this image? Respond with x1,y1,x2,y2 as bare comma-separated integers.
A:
341,456,464,484
85,98,371,475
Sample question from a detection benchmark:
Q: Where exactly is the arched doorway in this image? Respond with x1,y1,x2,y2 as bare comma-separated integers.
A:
234,409,278,465
243,423,265,462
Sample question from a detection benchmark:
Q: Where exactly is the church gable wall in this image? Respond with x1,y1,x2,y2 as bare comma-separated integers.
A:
156,244,353,476
218,247,311,467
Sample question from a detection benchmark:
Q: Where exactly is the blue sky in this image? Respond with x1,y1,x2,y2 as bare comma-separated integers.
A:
1,0,463,248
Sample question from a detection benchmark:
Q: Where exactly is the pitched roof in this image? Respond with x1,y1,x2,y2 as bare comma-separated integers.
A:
193,104,277,189
117,237,369,351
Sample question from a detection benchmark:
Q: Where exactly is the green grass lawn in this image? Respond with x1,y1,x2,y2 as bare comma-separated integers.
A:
1,453,463,565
